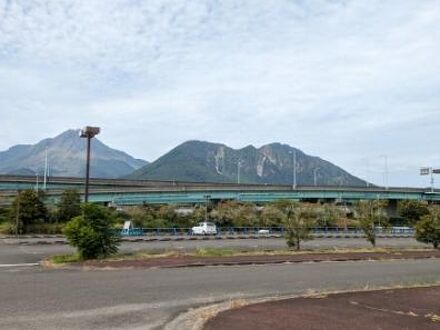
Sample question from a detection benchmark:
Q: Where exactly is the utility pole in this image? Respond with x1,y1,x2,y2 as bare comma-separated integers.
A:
80,126,100,203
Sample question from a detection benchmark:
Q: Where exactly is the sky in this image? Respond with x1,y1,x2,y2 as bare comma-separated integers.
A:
0,0,439,187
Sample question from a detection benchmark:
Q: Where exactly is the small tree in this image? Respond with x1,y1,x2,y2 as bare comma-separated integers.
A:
10,190,48,234
355,200,388,247
275,201,315,250
261,205,285,227
64,203,120,259
57,189,81,222
415,205,440,249
398,200,429,226
316,203,343,228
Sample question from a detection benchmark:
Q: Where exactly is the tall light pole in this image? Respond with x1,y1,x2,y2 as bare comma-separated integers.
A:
290,150,297,189
204,194,211,222
80,126,100,203
361,158,370,188
420,167,440,193
379,155,388,189
313,167,320,186
43,146,48,190
237,159,241,184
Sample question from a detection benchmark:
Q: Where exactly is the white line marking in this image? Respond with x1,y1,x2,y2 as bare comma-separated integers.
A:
0,263,39,268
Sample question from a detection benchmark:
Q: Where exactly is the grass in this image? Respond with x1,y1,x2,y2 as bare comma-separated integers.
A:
195,247,236,257
0,222,12,235
50,253,82,264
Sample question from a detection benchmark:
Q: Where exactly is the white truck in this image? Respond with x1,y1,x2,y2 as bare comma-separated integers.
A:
191,222,217,235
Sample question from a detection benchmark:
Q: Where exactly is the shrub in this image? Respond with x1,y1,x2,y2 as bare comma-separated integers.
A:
57,189,81,222
64,204,120,260
355,200,388,247
415,206,440,249
398,200,429,226
9,190,48,234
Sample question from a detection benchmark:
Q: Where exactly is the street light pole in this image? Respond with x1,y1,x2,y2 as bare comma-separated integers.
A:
204,194,211,222
237,159,241,184
379,155,388,189
290,150,297,189
313,168,320,186
80,126,100,203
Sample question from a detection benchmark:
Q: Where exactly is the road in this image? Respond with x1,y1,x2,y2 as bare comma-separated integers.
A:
0,259,439,330
0,238,438,329
0,237,428,265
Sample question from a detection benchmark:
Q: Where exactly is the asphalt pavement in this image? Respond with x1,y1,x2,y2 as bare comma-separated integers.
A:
0,259,439,329
0,237,438,329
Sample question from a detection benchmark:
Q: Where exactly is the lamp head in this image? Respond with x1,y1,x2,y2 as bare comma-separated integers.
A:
80,126,100,138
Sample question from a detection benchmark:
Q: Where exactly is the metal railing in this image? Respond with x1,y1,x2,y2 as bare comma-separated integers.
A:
120,226,415,237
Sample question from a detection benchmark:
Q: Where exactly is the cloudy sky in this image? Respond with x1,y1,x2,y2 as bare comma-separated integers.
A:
0,0,439,187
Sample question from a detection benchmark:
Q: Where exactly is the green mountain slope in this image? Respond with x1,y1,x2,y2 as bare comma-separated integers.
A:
128,140,366,186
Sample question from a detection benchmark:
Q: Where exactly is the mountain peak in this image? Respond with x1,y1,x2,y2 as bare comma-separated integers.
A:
0,130,147,178
128,140,366,186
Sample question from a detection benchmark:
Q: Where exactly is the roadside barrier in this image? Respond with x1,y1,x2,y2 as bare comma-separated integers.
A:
120,226,415,237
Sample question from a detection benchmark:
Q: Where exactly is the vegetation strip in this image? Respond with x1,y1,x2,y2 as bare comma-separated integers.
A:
46,249,440,269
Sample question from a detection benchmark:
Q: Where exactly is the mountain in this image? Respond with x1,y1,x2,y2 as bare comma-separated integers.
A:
127,140,367,186
0,130,148,178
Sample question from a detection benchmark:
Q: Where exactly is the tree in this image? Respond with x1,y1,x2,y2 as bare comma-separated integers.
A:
415,205,440,249
57,189,81,222
355,200,388,247
10,190,48,234
64,203,120,259
261,205,284,227
275,201,315,250
398,200,429,226
316,203,343,228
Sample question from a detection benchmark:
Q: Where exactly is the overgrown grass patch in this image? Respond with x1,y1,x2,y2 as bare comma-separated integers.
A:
50,253,82,264
195,247,236,257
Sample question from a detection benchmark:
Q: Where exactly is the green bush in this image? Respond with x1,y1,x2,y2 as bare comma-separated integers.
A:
64,204,120,260
398,200,429,226
10,190,48,234
57,189,82,222
415,206,440,249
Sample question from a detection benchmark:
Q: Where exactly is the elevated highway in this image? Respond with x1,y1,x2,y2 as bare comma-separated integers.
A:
1,175,440,205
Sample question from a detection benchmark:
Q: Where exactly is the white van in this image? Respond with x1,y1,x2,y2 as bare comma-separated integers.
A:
192,222,217,235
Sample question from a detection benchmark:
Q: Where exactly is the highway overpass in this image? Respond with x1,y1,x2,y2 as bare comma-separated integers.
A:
1,175,440,205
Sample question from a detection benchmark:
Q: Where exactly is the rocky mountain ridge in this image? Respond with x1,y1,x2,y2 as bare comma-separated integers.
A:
128,140,366,186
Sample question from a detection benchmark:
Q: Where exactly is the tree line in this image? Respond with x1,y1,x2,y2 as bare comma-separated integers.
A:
0,189,438,251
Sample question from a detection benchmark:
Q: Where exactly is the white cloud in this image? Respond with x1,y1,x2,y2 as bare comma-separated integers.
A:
0,0,439,186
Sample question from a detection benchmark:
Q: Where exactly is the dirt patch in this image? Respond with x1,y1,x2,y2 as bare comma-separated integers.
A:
71,250,440,269
204,286,440,330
